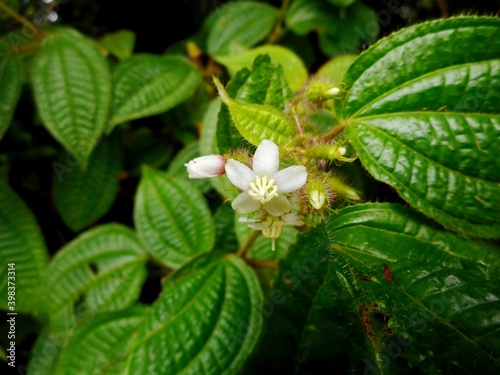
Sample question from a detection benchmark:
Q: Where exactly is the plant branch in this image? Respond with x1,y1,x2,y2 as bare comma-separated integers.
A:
236,230,261,258
0,1,38,35
266,0,291,44
245,259,279,270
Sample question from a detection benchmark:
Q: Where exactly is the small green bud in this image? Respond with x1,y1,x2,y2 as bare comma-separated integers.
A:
306,178,330,210
305,81,341,106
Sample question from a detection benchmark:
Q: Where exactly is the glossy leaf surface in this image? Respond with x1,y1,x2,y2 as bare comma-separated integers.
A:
207,1,278,56
127,253,263,375
134,167,215,268
111,54,202,126
343,17,500,237
0,182,48,314
31,27,111,160
248,203,500,374
41,224,147,317
53,133,122,232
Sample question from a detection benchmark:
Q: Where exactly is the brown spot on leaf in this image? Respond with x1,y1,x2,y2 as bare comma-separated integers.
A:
382,263,393,282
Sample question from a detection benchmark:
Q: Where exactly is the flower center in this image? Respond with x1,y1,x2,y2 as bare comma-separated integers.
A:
248,175,279,203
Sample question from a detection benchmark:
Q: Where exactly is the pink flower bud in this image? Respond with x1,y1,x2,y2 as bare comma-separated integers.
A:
184,155,226,179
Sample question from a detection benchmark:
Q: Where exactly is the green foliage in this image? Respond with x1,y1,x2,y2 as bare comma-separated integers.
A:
207,1,279,56
134,166,215,268
0,48,22,140
31,27,112,160
0,181,49,314
53,132,123,232
127,253,263,374
40,224,147,318
110,54,202,126
249,203,499,374
343,16,500,237
0,2,499,374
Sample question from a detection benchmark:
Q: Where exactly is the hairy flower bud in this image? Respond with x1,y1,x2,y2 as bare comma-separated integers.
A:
185,155,226,178
306,178,330,210
305,81,341,106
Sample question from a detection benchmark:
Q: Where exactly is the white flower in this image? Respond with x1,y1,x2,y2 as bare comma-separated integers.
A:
225,139,307,216
240,213,304,251
185,155,226,178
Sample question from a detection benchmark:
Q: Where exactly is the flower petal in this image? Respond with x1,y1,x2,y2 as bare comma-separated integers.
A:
253,139,279,177
263,195,290,216
281,213,304,226
274,166,307,193
246,221,271,231
225,159,255,190
232,192,261,213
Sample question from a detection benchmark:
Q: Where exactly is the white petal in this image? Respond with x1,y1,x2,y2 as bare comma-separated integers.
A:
281,213,304,226
253,139,279,177
247,221,271,231
184,155,226,178
263,195,290,216
232,192,261,213
225,159,255,190
274,166,307,193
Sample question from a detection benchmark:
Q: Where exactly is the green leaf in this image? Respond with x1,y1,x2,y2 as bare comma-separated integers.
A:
134,166,215,268
53,132,122,232
343,17,500,116
345,113,500,237
200,98,222,155
343,17,500,237
318,2,380,56
216,54,293,153
99,29,136,60
55,307,145,375
314,54,358,83
31,27,111,160
41,224,148,318
286,0,379,57
285,0,329,35
110,54,202,126
214,77,296,147
207,1,278,56
0,181,49,314
216,45,308,91
0,52,23,140
248,203,500,374
127,253,263,375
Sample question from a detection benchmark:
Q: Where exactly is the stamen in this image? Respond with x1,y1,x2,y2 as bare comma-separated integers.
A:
248,175,279,203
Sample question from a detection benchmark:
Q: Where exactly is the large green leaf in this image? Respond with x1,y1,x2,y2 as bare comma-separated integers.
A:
41,224,148,318
31,27,111,160
216,46,308,91
127,253,263,375
342,17,500,238
53,132,122,232
134,166,215,268
0,49,23,140
55,307,145,375
206,1,278,56
0,182,49,314
110,54,202,126
247,203,500,374
214,77,296,147
216,54,293,154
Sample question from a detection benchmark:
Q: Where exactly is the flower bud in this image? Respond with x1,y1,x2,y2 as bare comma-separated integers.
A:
306,178,329,210
184,155,226,179
305,81,341,106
